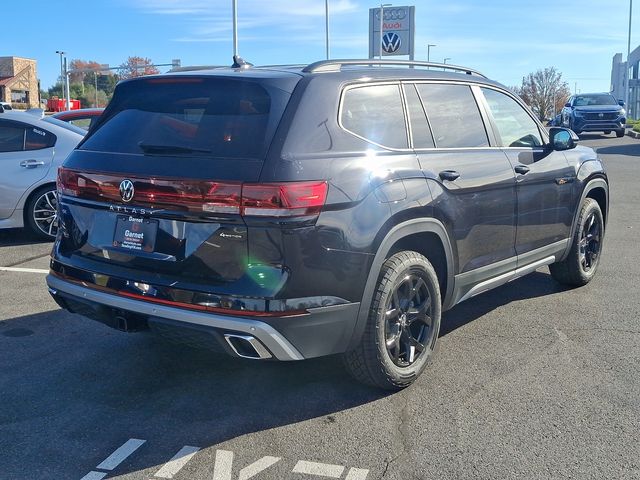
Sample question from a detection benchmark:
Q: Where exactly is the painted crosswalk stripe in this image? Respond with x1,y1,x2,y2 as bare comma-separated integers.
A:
292,460,345,478
345,467,370,479
0,266,49,274
96,438,146,470
154,445,200,478
79,471,108,480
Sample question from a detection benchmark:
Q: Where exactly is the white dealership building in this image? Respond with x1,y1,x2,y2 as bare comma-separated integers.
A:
611,45,640,119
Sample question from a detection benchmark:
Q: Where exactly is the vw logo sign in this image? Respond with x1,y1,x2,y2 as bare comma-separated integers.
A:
119,179,135,203
382,32,401,54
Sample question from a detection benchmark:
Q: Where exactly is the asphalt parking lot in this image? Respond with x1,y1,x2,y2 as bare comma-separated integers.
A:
1,134,639,480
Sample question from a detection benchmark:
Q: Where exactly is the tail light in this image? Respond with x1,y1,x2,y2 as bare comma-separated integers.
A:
57,167,327,217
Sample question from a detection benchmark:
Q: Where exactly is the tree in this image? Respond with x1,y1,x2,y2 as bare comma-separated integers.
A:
118,56,160,80
68,59,103,84
516,67,571,121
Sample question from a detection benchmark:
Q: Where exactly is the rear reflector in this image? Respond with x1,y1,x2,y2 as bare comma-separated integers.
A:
57,167,327,217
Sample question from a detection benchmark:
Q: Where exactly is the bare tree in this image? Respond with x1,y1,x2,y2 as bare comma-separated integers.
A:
516,67,571,121
118,56,160,80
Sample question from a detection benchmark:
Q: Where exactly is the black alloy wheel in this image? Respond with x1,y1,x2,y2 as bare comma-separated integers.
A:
578,211,602,274
384,272,435,367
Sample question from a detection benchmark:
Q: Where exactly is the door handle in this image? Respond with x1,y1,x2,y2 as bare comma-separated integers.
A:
514,165,530,175
20,159,45,169
439,170,461,181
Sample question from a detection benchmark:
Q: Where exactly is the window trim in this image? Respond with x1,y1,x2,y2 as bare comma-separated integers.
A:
401,83,436,149
338,81,412,152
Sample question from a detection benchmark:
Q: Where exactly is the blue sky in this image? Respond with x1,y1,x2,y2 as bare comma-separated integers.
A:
5,0,636,93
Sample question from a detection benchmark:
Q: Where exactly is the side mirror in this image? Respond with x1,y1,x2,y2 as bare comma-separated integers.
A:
549,127,579,151
618,99,625,107
564,102,571,108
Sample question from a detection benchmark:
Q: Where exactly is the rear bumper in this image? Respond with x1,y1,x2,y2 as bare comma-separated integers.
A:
46,273,360,361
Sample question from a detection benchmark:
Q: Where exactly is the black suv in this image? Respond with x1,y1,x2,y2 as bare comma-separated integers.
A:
561,92,626,137
47,59,608,389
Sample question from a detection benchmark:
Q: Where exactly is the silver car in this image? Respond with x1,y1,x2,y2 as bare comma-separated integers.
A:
0,109,84,239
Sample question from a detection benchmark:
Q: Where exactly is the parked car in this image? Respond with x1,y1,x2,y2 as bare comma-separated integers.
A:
47,58,608,389
0,102,13,111
0,109,84,239
52,108,104,131
561,93,626,136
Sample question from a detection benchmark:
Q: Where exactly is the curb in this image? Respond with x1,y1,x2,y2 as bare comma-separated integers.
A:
627,129,640,139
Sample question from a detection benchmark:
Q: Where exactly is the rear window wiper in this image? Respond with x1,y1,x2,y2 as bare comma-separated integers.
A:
138,142,212,155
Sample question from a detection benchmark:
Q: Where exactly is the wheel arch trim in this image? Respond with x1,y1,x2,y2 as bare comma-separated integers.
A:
561,177,608,261
346,218,455,351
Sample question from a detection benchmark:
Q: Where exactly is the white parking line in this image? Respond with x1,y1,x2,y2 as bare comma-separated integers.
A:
79,472,107,480
212,450,234,480
0,266,49,274
154,445,200,478
292,460,345,478
238,455,281,480
96,438,146,470
345,468,370,479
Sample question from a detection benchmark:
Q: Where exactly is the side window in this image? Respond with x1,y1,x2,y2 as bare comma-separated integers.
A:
416,84,489,148
404,84,435,149
0,124,25,152
481,88,543,148
25,126,56,150
341,84,408,149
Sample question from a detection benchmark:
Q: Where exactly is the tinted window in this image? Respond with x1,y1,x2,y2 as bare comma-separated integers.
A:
81,77,291,161
341,84,407,149
0,124,24,152
25,126,56,150
574,94,617,106
416,84,488,148
404,84,435,149
482,88,543,148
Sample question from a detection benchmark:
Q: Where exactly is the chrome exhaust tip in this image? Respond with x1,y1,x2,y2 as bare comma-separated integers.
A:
224,334,272,360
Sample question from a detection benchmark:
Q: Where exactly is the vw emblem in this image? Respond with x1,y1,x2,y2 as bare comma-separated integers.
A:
382,32,401,54
119,179,135,203
598,113,604,118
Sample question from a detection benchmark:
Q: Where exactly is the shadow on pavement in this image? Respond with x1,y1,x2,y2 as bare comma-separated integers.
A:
0,227,51,247
594,140,640,157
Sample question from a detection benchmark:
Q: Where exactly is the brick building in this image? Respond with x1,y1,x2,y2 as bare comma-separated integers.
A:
0,56,39,108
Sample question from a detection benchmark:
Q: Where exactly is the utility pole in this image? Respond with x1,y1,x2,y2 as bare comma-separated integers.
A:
55,50,65,108
64,57,71,111
625,0,633,114
325,0,330,59
232,0,238,57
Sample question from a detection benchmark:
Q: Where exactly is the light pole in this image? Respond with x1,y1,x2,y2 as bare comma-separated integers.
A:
64,57,71,111
55,50,65,108
232,0,238,57
427,44,436,62
379,3,392,60
443,57,451,64
625,0,633,115
325,0,330,59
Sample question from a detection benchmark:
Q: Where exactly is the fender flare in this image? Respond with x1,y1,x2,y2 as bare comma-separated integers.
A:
560,177,608,261
345,218,455,350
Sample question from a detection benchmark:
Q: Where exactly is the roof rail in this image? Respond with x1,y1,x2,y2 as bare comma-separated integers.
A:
302,59,487,78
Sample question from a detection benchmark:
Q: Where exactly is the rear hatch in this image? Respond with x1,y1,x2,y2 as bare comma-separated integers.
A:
54,72,303,295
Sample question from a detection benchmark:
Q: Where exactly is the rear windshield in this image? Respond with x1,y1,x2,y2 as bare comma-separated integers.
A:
573,94,617,106
80,76,291,160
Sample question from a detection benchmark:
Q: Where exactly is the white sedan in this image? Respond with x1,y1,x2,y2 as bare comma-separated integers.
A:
0,108,85,239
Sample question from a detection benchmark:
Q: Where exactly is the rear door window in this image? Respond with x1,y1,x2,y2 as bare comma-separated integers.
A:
25,126,56,150
0,123,25,152
416,83,489,148
80,77,292,161
341,84,408,149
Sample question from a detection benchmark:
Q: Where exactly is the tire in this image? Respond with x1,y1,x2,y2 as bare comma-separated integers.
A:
24,185,58,240
616,129,625,138
604,130,611,135
343,251,441,390
550,198,604,287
